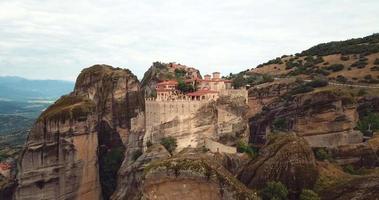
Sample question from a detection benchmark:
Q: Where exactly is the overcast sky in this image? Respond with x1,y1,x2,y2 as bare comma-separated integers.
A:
0,0,378,81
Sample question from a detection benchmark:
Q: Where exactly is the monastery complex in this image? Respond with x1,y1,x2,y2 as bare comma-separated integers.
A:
143,72,248,151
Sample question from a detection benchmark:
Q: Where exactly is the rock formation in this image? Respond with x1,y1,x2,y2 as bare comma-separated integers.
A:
113,147,259,200
249,87,362,148
16,65,144,200
238,134,318,197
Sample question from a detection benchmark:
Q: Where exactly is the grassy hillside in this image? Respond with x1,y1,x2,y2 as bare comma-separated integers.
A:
248,34,379,85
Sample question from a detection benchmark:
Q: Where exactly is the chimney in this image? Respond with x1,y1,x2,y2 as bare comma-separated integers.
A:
204,74,211,80
212,72,221,80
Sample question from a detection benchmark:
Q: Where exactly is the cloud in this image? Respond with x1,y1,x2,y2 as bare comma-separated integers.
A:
0,0,378,80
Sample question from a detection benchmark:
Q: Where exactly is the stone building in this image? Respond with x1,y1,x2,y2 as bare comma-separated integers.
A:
0,162,11,178
143,72,248,151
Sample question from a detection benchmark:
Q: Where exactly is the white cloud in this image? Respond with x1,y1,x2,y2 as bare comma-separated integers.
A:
0,0,378,80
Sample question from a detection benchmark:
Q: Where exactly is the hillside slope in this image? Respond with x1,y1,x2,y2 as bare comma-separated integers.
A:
249,34,379,84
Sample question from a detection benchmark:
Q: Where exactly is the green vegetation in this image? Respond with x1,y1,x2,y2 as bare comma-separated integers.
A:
313,148,332,161
131,149,143,161
286,79,328,97
175,68,187,78
261,181,288,200
350,58,368,69
370,66,379,71
336,75,348,83
356,112,379,136
236,140,257,158
299,189,320,200
300,33,379,56
340,55,350,61
374,58,379,65
325,64,344,72
272,117,289,132
360,75,379,84
160,136,177,154
231,73,273,88
38,95,95,122
101,146,125,198
257,57,283,68
177,80,195,93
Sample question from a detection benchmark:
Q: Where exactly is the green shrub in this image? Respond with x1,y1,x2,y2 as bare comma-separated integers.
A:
357,112,379,136
306,79,328,88
374,58,379,65
232,74,247,88
178,80,195,93
300,189,320,200
175,68,187,78
340,56,350,61
325,64,344,72
351,60,368,68
343,165,358,175
131,149,143,161
290,84,314,95
261,181,289,200
272,117,289,131
370,66,379,71
313,148,331,161
299,34,379,56
236,140,257,158
336,75,348,83
160,137,177,154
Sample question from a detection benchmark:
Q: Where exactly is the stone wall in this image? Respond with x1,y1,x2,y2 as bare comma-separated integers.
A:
145,99,209,131
204,139,237,154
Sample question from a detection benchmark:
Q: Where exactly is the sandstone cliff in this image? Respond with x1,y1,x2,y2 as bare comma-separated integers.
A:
113,147,259,200
16,65,144,200
238,134,318,198
249,85,362,148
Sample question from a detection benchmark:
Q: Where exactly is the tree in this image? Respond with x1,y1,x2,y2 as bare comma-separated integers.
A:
160,137,177,154
261,181,288,200
232,74,246,88
178,80,195,93
272,117,289,132
300,189,320,200
357,112,379,136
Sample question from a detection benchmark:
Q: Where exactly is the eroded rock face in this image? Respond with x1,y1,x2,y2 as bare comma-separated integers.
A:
113,148,259,200
238,134,318,196
144,95,248,152
111,144,171,200
0,176,16,200
250,89,362,148
321,175,379,200
16,65,144,200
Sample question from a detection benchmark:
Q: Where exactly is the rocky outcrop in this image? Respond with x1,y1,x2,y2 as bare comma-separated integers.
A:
144,95,248,153
250,88,362,147
16,65,144,200
141,62,201,97
321,175,379,200
0,175,16,200
113,148,259,200
238,134,318,197
111,144,171,200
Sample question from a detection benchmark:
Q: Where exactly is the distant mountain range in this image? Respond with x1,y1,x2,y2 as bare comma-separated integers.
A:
0,76,74,101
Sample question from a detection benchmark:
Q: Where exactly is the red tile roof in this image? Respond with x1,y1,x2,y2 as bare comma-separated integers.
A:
0,163,11,170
